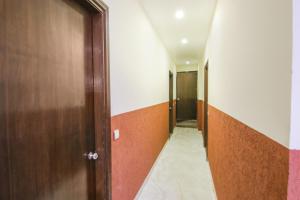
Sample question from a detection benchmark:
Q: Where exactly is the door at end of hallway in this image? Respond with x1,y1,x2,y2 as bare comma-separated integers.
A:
176,71,198,128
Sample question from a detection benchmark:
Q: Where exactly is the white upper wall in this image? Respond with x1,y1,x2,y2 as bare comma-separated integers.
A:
290,0,300,150
176,65,198,72
103,0,175,116
204,0,292,147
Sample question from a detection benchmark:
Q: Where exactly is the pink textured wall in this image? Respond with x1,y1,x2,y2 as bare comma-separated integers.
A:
111,102,169,200
288,150,300,200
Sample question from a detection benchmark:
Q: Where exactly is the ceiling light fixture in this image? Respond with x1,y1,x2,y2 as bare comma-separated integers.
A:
181,38,188,44
175,10,184,19
186,61,191,65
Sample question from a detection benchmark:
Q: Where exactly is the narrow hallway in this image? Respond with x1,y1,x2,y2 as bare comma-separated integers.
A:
136,128,217,200
1,0,299,199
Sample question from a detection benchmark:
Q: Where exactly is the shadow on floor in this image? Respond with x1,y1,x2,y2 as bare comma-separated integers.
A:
176,120,198,128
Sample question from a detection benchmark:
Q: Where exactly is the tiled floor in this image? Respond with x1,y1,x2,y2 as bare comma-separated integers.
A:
135,127,217,200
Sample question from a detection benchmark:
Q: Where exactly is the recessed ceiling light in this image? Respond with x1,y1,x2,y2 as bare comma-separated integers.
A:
175,10,184,19
181,38,188,44
186,61,191,65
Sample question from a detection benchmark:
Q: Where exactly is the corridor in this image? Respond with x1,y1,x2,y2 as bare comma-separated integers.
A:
136,128,216,200
1,0,299,199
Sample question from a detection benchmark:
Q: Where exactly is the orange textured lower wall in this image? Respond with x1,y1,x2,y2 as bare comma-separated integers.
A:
208,105,289,200
197,100,203,131
111,102,169,200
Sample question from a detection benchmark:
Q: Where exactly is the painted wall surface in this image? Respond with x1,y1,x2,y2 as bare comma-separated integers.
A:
204,0,292,147
290,0,300,150
288,150,300,200
103,0,174,116
111,103,169,200
101,0,174,199
208,106,289,200
176,65,198,72
288,1,300,199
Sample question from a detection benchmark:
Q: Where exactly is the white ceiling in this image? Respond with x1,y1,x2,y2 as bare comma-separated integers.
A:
139,0,216,66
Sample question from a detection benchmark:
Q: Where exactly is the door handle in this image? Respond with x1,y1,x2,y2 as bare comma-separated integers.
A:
85,152,99,160
169,107,172,110
177,98,180,101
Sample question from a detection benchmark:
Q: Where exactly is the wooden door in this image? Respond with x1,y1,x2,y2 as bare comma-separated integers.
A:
0,0,110,199
204,62,209,152
169,71,174,134
176,72,198,121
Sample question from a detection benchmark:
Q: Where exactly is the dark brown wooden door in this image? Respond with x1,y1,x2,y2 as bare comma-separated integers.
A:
204,62,209,153
169,71,174,134
0,0,109,199
176,72,198,121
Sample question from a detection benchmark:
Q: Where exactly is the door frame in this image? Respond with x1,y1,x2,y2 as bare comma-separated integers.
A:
203,62,209,156
169,71,174,134
79,1,111,199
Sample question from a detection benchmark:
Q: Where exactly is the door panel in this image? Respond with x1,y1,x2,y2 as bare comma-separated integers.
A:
204,63,209,152
0,0,96,199
176,72,197,121
169,71,174,134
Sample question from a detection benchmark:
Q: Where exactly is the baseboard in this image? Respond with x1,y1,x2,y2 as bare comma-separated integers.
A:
134,139,170,199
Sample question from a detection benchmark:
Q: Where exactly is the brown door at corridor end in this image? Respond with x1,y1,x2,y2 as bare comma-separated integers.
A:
176,72,198,121
0,0,111,200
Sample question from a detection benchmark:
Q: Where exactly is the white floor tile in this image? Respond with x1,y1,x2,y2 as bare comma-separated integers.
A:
135,127,217,200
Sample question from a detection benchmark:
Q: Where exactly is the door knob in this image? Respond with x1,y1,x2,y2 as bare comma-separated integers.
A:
169,107,172,110
177,98,180,101
85,152,99,160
